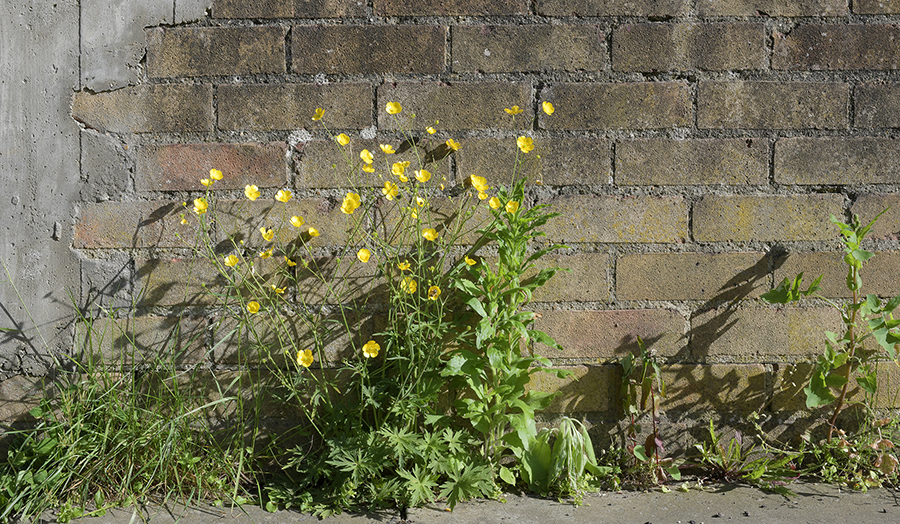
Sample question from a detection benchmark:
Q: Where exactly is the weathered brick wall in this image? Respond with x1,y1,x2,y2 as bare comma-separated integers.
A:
64,0,900,443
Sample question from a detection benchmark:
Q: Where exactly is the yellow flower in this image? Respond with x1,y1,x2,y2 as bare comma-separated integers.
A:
260,227,275,242
336,133,350,146
506,200,520,214
489,196,501,209
380,144,396,154
478,191,487,200
180,216,188,225
464,255,477,266
296,349,313,368
428,285,441,300
247,301,260,314
224,254,240,267
271,284,285,294
308,227,320,237
259,248,273,259
193,197,208,215
415,169,431,183
275,189,292,203
362,165,375,173
290,215,305,228
469,175,489,192
357,248,371,263
312,107,324,121
426,126,437,135
439,183,445,190
517,136,534,153
360,149,374,164
505,105,524,115
201,178,213,186
392,161,409,177
542,101,555,115
385,102,402,114
209,168,223,180
341,192,361,214
382,181,399,200
285,256,297,266
362,340,380,358
410,208,418,219
245,184,260,201
416,196,426,208
398,260,410,271
422,228,438,241
445,138,461,151
400,277,417,294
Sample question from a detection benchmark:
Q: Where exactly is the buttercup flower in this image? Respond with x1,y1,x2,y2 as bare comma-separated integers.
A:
285,256,297,267
360,149,374,164
392,161,410,182
422,228,438,241
290,215,305,228
400,277,417,294
517,136,535,153
445,139,461,151
505,106,524,115
259,248,273,259
260,227,275,242
336,133,350,146
416,196,426,208
193,197,208,215
542,101,555,115
247,301,260,314
341,192,361,214
385,102,402,114
506,200,520,214
362,165,375,173
464,255,477,266
180,216,188,225
275,189,293,203
415,169,431,183
489,196,501,210
201,178,213,187
224,254,240,267
362,340,380,358
410,208,418,219
380,144,396,154
312,107,325,121
398,260,410,271
478,191,487,200
428,285,441,300
382,181,399,200
209,168,223,180
245,184,260,201
469,175,489,192
297,349,313,368
308,227,320,237
271,284,285,294
357,248,371,263
426,126,437,135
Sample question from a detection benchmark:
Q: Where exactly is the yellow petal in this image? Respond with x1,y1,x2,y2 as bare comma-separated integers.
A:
385,102,402,114
335,133,350,146
290,215,305,228
357,248,371,263
312,107,325,121
517,136,534,153
505,105,523,115
209,168,223,180
542,101,555,115
380,144,396,154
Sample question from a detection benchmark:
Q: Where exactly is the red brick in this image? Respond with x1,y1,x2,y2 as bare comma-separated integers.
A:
75,201,201,250
545,195,688,243
452,25,606,73
375,0,527,16
218,83,372,131
536,0,687,16
774,25,900,71
540,82,692,130
856,84,900,128
698,81,849,130
136,143,288,192
72,84,213,134
617,252,768,301
697,0,847,16
694,194,844,242
617,138,768,186
212,0,364,18
147,26,285,77
293,25,446,75
775,138,900,185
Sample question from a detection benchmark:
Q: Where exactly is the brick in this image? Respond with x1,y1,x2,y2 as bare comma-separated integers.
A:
377,82,532,131
0,376,45,422
774,360,900,411
72,84,213,134
690,307,842,361
296,139,448,188
545,195,688,243
851,194,900,239
76,316,207,366
218,83,372,131
452,25,606,73
147,26,285,77
75,201,200,249
293,25,445,75
774,251,900,299
375,0,527,16
533,309,685,361
381,195,494,246
617,139,768,186
657,364,768,414
697,0,847,16
694,194,844,242
136,143,288,192
613,23,766,72
135,258,227,306
617,252,768,302
528,252,611,303
774,25,900,71
776,138,900,185
540,83,691,130
293,256,381,305
697,82,848,130
456,138,611,187
212,0,364,18
856,84,900,128
536,0,687,16
854,0,900,13
215,199,352,248
526,365,618,413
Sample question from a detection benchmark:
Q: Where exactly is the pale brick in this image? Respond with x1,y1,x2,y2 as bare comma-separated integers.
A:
694,194,844,242
775,138,900,185
218,83,372,131
212,0,364,18
536,0,687,16
72,84,213,134
135,258,226,307
528,252,611,303
657,364,768,414
147,26,285,77
296,139,448,188
697,0,847,16
453,25,606,73
774,251,900,299
616,139,768,186
0,376,45,422
617,252,768,301
292,256,381,305
375,0,527,15
75,201,198,250
698,81,848,130
526,365,617,413
545,195,688,244
541,82,692,130
136,143,288,192
855,0,900,13
774,25,900,71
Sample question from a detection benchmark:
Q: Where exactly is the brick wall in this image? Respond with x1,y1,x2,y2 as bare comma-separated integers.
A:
66,0,900,442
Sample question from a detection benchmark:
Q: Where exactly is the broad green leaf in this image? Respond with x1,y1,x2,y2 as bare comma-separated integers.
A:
499,466,517,486
856,370,877,395
805,372,836,408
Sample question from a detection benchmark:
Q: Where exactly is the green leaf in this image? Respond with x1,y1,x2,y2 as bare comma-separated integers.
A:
856,368,878,395
633,445,649,463
499,466,517,486
805,372,836,408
